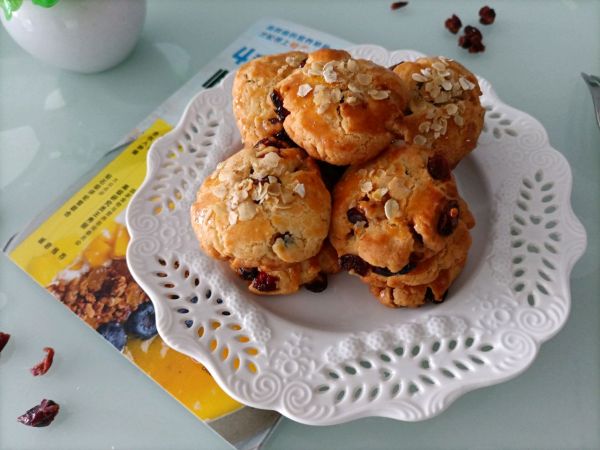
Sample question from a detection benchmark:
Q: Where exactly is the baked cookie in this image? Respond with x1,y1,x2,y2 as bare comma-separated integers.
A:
190,144,332,294
392,56,484,167
275,49,409,165
329,143,475,307
232,51,307,146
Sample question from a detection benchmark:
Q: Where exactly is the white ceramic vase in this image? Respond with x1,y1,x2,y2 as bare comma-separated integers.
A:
1,0,146,73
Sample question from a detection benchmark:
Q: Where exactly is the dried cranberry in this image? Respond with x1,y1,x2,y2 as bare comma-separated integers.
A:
479,6,496,25
273,128,297,147
298,58,307,68
30,347,55,376
397,260,416,275
425,288,448,303
424,287,435,302
17,399,60,427
238,267,259,281
470,40,485,53
390,1,408,10
458,26,485,53
316,161,347,191
340,254,371,276
304,273,328,293
270,90,289,121
0,332,10,353
459,36,485,53
372,259,416,277
445,14,462,34
437,200,460,236
346,207,368,226
427,154,451,181
251,271,278,292
372,266,395,276
254,136,285,149
464,25,483,40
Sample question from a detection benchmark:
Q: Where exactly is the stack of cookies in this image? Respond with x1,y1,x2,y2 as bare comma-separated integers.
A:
190,49,484,308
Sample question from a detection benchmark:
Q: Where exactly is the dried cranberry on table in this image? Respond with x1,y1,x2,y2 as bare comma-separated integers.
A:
0,332,10,353
17,399,60,427
30,347,55,376
445,14,462,34
465,37,485,54
390,1,408,10
464,25,483,40
458,25,486,53
479,6,496,25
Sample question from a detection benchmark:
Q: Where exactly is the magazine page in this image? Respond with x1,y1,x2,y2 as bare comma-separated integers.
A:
5,18,351,450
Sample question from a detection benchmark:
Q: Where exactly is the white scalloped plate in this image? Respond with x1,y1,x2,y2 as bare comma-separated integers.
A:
126,46,587,425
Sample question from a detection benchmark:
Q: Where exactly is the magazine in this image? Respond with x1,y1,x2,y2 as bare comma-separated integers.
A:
3,18,351,450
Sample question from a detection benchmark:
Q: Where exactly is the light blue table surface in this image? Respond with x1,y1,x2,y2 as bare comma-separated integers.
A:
1,1,599,449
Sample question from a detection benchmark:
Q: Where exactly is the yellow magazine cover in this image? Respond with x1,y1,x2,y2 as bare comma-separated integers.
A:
8,120,278,448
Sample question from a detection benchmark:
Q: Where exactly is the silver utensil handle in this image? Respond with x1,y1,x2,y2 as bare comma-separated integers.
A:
581,72,600,129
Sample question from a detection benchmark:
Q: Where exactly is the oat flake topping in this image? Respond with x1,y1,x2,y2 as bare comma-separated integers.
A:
305,58,392,114
406,57,477,147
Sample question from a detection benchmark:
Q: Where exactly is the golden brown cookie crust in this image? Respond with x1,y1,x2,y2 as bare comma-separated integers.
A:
232,51,307,146
276,49,409,165
330,143,474,306
392,56,484,167
191,146,330,266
